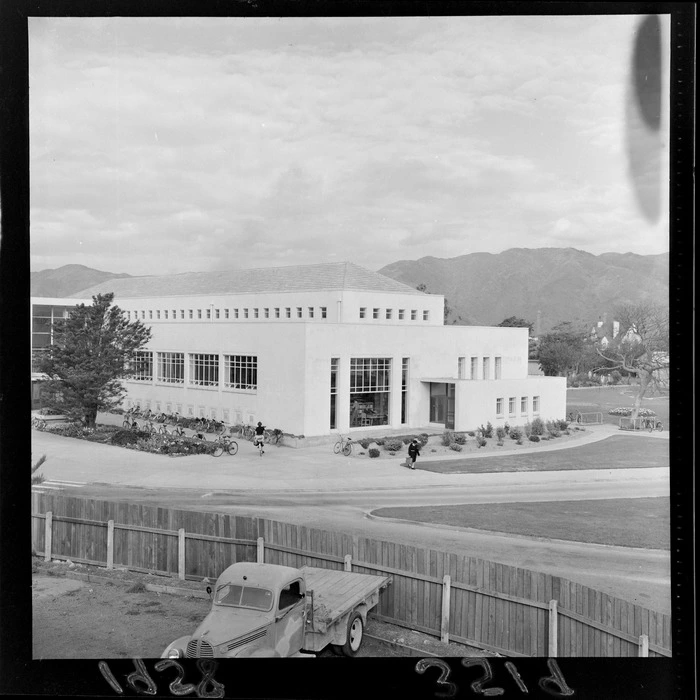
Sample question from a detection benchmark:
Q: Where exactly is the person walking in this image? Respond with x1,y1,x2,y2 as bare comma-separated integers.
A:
253,421,265,454
407,439,420,470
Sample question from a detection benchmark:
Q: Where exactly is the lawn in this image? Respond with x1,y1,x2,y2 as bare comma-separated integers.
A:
418,435,668,474
371,497,669,550
567,386,670,429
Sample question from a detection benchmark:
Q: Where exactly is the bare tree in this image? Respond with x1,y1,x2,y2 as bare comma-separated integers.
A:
596,302,669,418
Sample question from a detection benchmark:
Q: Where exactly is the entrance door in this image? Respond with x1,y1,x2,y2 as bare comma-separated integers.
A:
430,383,455,428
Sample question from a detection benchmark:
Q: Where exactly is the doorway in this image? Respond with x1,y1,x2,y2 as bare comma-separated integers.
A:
429,383,455,429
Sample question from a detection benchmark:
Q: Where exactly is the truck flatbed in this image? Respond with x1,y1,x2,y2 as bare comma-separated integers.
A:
301,566,391,634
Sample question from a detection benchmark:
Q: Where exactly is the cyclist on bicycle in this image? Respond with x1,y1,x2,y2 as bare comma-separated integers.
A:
253,421,265,454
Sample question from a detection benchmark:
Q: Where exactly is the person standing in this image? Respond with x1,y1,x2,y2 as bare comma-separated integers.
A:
407,439,420,470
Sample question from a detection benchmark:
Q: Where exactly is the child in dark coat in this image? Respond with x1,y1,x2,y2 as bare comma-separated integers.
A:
407,439,420,469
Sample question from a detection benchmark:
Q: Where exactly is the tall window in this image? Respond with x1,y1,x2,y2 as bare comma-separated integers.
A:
458,357,466,379
521,396,528,414
386,309,392,320
470,357,478,379
243,308,249,319
264,308,270,318
308,307,314,318
320,307,327,318
509,397,516,415
482,357,490,380
495,356,502,379
224,355,257,391
189,354,219,387
330,358,339,429
215,309,220,319
131,351,153,381
275,308,280,318
234,309,239,319
297,307,303,318
189,310,193,319
349,358,391,428
224,309,229,319
157,352,184,384
401,358,409,424
164,310,168,319
197,310,202,319
398,309,405,320
254,308,259,318
410,310,417,320
157,310,161,319
372,308,379,319
496,398,503,416
533,396,540,414
285,308,291,318
206,309,211,319
423,310,429,321
359,308,367,319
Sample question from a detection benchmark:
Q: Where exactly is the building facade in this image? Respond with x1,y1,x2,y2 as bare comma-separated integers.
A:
42,262,565,436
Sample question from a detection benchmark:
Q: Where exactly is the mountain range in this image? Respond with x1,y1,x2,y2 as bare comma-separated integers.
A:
31,249,668,333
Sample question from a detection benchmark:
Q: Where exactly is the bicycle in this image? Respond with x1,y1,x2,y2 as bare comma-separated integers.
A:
212,434,239,457
140,420,157,434
333,435,353,456
240,425,255,441
157,422,171,435
567,412,583,424
207,418,227,435
263,428,282,445
642,417,663,432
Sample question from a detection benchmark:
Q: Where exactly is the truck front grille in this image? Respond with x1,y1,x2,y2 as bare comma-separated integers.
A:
186,639,214,658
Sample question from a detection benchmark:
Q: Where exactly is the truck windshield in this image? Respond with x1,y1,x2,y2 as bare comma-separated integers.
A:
214,583,273,611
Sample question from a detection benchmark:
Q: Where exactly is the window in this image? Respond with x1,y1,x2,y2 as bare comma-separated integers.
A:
386,309,392,320
470,357,478,380
149,310,153,320
320,307,327,318
264,308,270,318
157,310,161,319
215,309,220,319
131,351,153,382
509,397,516,415
521,396,528,414
223,355,257,391
398,309,405,320
411,310,417,320
482,357,490,380
254,308,259,319
359,307,367,319
197,310,202,319
349,358,391,428
206,309,211,319
495,357,502,379
234,309,239,319
141,311,146,320
157,352,184,384
458,357,466,379
496,398,504,416
243,308,249,319
285,308,291,318
423,310,429,321
279,581,303,611
164,310,168,319
373,308,379,319
180,310,185,319
274,308,280,318
533,396,540,414
308,307,314,318
172,310,176,319
401,358,409,424
189,354,219,387
297,307,302,318
330,358,339,430
224,309,229,319
189,310,193,319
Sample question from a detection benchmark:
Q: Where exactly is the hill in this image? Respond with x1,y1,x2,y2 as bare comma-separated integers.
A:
378,248,668,333
31,265,132,297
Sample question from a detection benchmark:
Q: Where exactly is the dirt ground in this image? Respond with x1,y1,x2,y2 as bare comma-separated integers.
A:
32,558,492,660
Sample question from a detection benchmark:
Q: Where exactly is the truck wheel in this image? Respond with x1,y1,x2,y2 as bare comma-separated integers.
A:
336,611,364,657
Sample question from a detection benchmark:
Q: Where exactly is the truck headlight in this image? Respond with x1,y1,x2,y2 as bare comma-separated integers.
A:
167,648,181,659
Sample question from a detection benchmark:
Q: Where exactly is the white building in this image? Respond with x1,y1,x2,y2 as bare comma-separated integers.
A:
51,262,565,438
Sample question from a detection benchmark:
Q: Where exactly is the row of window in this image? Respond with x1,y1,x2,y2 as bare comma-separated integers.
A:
125,307,328,322
131,352,257,391
496,396,540,416
359,308,430,321
458,356,503,380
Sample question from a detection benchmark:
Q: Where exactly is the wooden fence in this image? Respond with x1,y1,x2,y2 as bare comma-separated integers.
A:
31,493,671,658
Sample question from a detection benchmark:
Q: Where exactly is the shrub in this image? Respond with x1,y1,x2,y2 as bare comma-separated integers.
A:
467,431,476,437
359,439,371,449
368,448,380,458
510,427,523,441
441,431,454,446
375,439,385,446
546,421,561,438
419,433,430,443
557,419,568,430
384,440,403,452
528,435,540,442
530,417,545,436
449,443,463,452
484,422,494,438
402,435,415,444
497,440,504,446
523,422,532,438
496,426,506,440
608,407,656,417
516,439,523,445
454,433,467,445
477,437,487,448
111,429,142,446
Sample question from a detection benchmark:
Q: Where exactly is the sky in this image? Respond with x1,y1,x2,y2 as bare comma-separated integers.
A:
29,14,670,276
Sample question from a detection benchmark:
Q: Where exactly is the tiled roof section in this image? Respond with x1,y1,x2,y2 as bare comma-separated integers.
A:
73,262,424,299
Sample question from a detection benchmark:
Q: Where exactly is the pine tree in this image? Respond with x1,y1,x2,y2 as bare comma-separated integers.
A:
35,293,151,428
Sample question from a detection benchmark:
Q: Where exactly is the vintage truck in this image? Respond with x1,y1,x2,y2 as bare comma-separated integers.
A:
161,562,391,658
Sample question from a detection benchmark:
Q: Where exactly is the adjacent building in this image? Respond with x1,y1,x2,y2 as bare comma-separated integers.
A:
32,262,565,437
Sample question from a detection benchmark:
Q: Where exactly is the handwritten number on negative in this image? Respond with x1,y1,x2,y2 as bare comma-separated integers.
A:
154,660,197,696
415,659,458,698
462,659,504,696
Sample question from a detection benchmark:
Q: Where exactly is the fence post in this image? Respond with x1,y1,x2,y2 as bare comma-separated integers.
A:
44,512,52,562
548,600,558,657
178,528,186,580
638,634,649,657
106,520,114,569
441,575,451,644
257,537,264,563
344,554,352,572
